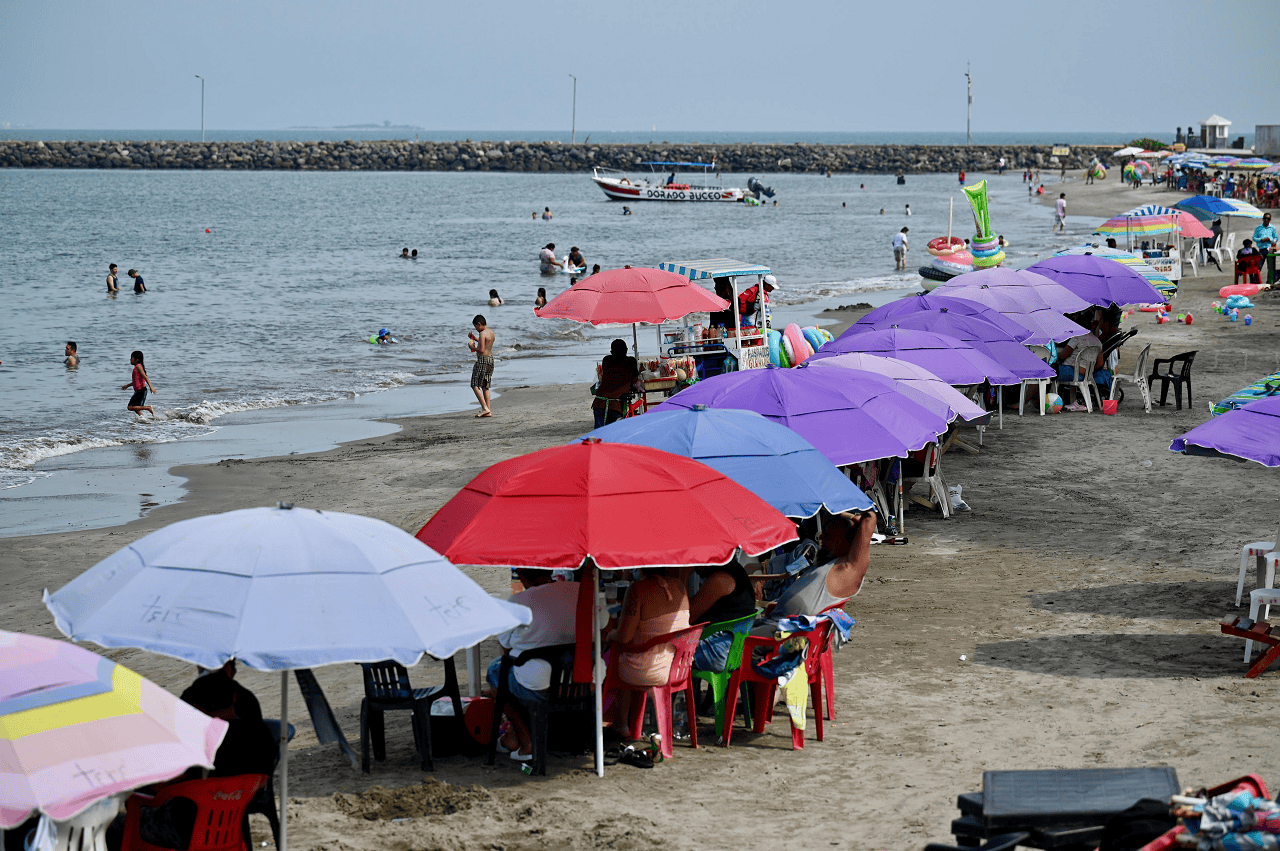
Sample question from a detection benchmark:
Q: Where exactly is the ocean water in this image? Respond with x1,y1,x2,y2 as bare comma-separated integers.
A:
0,128,1197,147
0,167,1090,508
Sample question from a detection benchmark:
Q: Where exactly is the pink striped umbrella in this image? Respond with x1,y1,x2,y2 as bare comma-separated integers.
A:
0,630,225,827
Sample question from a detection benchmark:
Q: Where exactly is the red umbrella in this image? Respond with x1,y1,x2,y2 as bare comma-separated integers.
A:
533,266,728,325
417,439,796,569
416,438,796,776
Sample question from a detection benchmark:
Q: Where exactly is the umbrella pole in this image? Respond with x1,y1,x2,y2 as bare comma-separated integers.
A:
592,564,605,778
633,323,640,360
279,671,289,851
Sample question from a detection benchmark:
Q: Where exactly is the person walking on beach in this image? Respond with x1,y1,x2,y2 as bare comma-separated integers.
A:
1253,213,1277,285
893,227,910,271
64,341,78,368
1054,194,1067,233
106,264,119,294
121,350,156,417
128,269,146,293
469,315,495,418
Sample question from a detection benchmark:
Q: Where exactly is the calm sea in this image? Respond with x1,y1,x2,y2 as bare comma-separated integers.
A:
0,167,1093,503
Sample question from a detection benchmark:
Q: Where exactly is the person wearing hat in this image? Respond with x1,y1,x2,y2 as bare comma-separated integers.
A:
737,275,777,329
372,328,393,344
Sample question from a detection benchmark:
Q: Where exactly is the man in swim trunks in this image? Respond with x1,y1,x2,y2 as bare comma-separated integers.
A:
64,341,78,368
893,227,909,270
106,263,119,294
469,315,495,418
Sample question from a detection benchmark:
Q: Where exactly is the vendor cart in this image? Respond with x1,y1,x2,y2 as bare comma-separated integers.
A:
657,258,775,374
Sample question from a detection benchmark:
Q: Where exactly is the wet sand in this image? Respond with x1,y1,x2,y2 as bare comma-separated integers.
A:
5,177,1280,849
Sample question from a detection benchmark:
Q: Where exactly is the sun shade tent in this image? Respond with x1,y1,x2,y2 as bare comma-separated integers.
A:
44,505,530,851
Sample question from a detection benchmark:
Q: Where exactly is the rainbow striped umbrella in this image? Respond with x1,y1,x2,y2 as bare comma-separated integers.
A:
1262,164,1280,176
0,630,225,828
1233,157,1273,171
1207,155,1241,168
1092,205,1211,239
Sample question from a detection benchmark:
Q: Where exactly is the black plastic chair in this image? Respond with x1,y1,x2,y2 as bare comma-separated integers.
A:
924,832,1029,851
1147,350,1197,410
486,643,591,776
241,720,294,849
360,658,462,772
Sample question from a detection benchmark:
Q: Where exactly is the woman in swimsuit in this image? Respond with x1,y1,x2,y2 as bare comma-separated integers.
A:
605,566,690,738
534,287,547,308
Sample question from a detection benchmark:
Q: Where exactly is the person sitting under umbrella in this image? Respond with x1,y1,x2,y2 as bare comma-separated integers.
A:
180,671,275,778
592,339,640,429
755,513,875,632
485,569,598,761
688,559,758,672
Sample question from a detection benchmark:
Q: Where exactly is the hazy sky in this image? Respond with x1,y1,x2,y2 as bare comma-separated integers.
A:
1,0,1272,133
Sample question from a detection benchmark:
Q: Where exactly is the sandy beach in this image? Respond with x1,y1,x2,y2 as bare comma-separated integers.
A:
5,171,1280,850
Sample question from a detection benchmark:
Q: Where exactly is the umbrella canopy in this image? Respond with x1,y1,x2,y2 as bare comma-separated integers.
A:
46,506,531,671
1092,205,1212,239
417,440,797,569
582,406,874,519
1114,146,1143,158
1262,164,1280,176
533,266,728,325
812,326,1020,386
1174,196,1265,221
1025,254,1167,308
1233,158,1273,170
932,267,1092,314
1,630,226,828
805,352,990,422
923,284,1089,346
1054,245,1175,291
845,306,1054,381
1170,396,1280,467
651,364,953,467
852,294,1033,342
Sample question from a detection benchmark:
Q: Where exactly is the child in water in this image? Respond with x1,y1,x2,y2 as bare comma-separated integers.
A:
121,350,156,417
535,287,547,308
488,289,504,307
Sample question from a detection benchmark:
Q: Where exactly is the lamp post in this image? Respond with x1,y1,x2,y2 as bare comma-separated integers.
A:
569,74,577,144
194,75,205,143
965,65,972,146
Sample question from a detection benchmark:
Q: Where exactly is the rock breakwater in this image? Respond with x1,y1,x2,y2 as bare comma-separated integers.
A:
0,139,1115,173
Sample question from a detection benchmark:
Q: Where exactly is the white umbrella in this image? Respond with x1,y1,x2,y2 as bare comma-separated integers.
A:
45,505,531,851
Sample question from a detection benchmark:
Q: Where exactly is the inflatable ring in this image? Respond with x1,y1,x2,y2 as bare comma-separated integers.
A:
927,236,967,256
619,178,631,186
1138,305,1163,312
818,328,834,343
1220,284,1262,298
919,265,958,282
783,323,812,366
778,337,792,368
767,329,782,366
972,251,1005,268
970,235,1000,251
802,327,825,353
933,253,974,275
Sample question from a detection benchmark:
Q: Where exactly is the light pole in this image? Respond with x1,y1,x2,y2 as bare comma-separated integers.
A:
569,74,577,144
965,65,972,146
194,75,205,142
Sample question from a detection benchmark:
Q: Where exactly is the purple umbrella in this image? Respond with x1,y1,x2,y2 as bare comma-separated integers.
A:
806,352,990,422
929,284,1090,346
811,327,1020,386
854,294,1033,342
1025,255,1166,308
652,363,952,467
1170,396,1280,468
933,267,1092,314
844,307,1054,381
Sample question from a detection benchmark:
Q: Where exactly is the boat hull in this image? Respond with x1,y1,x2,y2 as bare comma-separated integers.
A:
593,177,743,202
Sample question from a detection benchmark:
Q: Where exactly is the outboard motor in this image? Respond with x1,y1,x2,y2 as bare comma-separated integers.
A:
747,177,775,199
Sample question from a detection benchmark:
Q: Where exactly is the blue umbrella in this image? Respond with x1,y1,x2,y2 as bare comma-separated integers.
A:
581,405,874,519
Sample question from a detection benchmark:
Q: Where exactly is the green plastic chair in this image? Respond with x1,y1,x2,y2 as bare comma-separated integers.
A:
691,609,760,744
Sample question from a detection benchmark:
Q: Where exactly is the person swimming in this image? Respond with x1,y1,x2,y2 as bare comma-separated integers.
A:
400,248,410,258
488,289,504,307
535,287,547,308
370,328,394,344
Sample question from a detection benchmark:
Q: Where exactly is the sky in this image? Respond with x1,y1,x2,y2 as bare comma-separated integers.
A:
0,0,1273,134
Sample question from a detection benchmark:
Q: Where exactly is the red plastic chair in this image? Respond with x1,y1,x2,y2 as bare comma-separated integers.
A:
1235,254,1263,285
816,600,851,722
725,620,832,749
121,773,267,851
603,623,705,759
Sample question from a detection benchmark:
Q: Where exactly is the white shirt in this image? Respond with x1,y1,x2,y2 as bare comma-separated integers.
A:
893,232,908,250
498,581,607,690
539,247,555,263
1055,198,1066,217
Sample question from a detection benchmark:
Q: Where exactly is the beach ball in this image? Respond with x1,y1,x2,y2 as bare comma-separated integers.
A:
1045,393,1064,415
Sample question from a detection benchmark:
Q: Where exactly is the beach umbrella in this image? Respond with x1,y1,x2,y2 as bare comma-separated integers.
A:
582,405,875,519
650,364,953,467
1,629,226,828
1262,164,1280,176
1114,146,1143,158
1092,205,1211,240
415,439,797,777
45,505,531,851
845,307,1054,381
852,293,1034,342
1174,196,1265,221
534,266,728,356
1054,245,1175,293
932,267,1092,314
804,352,990,422
812,326,1019,386
1233,158,1273,171
919,284,1089,346
1025,255,1166,308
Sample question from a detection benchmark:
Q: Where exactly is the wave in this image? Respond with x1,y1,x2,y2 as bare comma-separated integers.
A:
781,276,922,304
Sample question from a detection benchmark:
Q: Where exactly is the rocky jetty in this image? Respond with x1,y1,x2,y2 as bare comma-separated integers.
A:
0,139,1114,173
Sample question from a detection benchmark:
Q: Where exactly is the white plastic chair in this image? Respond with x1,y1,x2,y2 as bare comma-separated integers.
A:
1224,232,1237,257
1050,345,1101,412
1182,237,1198,277
901,443,951,519
1109,342,1153,413
1246,587,1280,661
1205,236,1229,269
1019,345,1051,416
1239,540,1280,607
26,795,124,851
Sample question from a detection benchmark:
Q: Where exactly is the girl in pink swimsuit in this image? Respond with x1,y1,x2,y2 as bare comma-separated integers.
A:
121,350,157,417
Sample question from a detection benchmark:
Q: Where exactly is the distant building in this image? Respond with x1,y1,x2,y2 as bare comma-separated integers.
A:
1257,125,1280,159
1199,114,1232,149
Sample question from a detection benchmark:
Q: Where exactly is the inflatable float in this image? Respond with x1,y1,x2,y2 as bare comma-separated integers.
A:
801,327,826,353
1220,284,1264,298
919,265,958,282
933,250,974,276
767,329,782,367
782,323,813,365
927,236,967,256
963,180,1005,269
